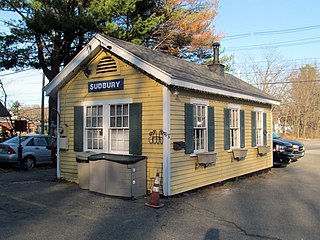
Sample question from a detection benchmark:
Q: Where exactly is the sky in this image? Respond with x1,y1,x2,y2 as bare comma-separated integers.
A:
0,0,319,107
215,0,320,69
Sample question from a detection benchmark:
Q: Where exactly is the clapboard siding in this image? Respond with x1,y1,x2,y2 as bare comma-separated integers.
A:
59,51,163,188
169,90,273,195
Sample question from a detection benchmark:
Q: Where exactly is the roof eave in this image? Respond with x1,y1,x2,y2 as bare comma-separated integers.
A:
44,34,280,106
44,36,102,96
172,78,280,105
44,34,173,96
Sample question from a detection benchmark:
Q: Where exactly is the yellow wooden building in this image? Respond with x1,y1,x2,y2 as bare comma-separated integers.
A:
44,34,280,196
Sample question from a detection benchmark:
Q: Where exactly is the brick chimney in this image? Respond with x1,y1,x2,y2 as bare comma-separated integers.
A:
208,42,225,76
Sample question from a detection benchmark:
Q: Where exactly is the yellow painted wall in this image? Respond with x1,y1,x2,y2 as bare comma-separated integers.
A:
58,50,274,196
59,51,163,190
169,90,273,195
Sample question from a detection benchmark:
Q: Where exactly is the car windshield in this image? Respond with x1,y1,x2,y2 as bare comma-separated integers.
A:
272,132,281,139
3,136,31,144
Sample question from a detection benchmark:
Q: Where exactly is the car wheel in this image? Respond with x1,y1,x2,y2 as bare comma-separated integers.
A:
23,157,35,171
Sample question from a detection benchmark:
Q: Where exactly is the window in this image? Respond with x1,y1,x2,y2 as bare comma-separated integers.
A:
85,105,103,150
230,109,240,148
109,104,129,153
78,101,141,154
256,111,263,146
193,105,207,152
224,107,245,150
252,111,267,147
185,101,214,154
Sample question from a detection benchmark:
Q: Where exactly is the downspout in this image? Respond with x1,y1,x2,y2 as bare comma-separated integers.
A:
56,90,61,178
162,86,171,196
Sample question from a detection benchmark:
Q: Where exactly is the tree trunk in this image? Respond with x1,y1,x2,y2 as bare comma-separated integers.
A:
48,94,57,135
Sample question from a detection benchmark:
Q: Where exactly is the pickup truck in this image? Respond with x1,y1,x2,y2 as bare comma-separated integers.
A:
273,132,305,162
273,136,295,167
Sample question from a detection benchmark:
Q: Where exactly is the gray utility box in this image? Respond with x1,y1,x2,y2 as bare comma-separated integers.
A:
76,151,94,190
88,153,147,198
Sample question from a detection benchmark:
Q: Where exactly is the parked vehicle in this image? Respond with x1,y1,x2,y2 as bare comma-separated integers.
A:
0,134,54,170
273,133,294,167
273,132,305,161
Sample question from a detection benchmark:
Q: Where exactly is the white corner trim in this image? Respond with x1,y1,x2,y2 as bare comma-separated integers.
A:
56,90,61,179
162,86,171,196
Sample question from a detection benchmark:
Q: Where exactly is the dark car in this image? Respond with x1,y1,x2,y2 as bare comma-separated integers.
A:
0,134,54,170
273,136,294,167
273,132,305,161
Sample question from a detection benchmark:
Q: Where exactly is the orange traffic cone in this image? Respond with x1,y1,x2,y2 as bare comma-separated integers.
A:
145,172,164,208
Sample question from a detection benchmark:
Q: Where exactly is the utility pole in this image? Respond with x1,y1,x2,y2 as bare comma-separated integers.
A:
41,72,45,134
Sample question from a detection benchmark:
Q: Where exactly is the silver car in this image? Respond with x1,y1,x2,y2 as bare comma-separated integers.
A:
0,134,54,170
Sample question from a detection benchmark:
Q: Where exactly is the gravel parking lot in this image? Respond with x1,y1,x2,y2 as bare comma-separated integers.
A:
0,140,319,240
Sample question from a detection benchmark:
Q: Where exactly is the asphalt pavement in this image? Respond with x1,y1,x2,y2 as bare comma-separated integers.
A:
0,140,319,240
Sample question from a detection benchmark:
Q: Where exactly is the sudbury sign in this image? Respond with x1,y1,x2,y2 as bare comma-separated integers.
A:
88,79,124,92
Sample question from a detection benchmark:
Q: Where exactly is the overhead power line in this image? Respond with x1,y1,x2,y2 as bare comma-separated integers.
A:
252,79,320,85
225,37,320,51
223,24,320,41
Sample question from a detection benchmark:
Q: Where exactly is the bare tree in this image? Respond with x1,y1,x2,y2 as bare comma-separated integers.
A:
239,47,292,99
238,47,294,134
287,64,320,138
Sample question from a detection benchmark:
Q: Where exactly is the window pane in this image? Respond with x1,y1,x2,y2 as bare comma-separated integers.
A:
124,129,129,140
92,106,97,116
117,117,122,127
123,116,128,127
110,105,115,116
98,106,103,115
86,106,91,116
99,139,103,149
123,105,128,115
117,105,122,115
92,117,97,127
93,139,98,149
98,117,103,127
110,117,115,127
93,129,98,138
86,117,91,127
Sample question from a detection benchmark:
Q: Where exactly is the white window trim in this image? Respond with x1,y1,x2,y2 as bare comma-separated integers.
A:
254,107,263,112
108,104,130,154
191,99,209,105
84,105,104,151
81,99,133,153
256,111,264,147
191,99,209,154
228,104,241,110
229,107,241,149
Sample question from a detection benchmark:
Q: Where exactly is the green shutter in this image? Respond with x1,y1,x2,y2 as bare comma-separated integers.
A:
240,110,245,148
251,111,256,147
208,106,215,152
263,112,267,146
129,103,142,155
185,103,194,154
74,106,84,152
224,108,230,150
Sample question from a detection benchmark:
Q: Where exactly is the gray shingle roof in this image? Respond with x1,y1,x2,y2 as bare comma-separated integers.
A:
103,35,278,103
